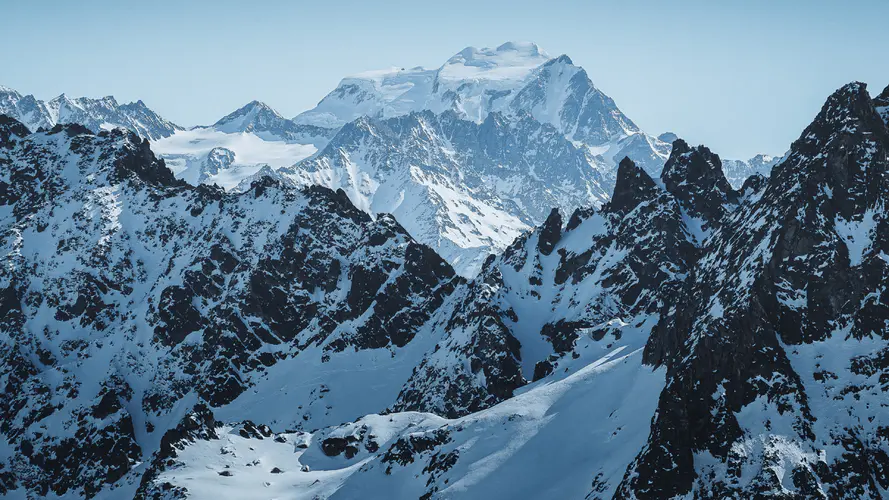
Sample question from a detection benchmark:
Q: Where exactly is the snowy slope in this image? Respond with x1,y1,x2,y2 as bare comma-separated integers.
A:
143,349,664,500
151,127,320,190
152,101,335,190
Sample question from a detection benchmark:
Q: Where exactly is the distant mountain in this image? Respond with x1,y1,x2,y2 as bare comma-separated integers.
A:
722,152,783,188
150,100,335,190
294,42,551,128
0,85,182,140
280,110,612,276
294,42,668,176
274,42,673,275
210,100,333,142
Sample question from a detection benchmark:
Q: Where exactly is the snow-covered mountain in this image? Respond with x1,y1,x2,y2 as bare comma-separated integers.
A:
279,110,612,275
143,43,671,276
151,128,321,189
0,85,182,140
210,100,333,143
4,80,889,499
294,42,550,128
294,42,668,176
722,152,783,188
150,100,335,191
0,117,457,498
266,42,671,275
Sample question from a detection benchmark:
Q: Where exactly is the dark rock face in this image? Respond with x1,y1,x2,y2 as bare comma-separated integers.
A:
875,84,889,125
661,139,740,230
537,208,562,256
608,156,661,215
0,115,458,497
619,82,889,498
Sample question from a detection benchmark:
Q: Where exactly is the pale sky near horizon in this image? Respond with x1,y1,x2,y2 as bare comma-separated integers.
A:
3,0,888,159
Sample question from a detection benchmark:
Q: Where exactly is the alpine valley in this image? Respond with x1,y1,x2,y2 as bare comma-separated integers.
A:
2,40,889,500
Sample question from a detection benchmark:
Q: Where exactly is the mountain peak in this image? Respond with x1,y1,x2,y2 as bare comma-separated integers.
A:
769,80,889,221
496,41,543,54
607,156,660,214
452,41,545,60
657,132,679,144
442,42,550,76
550,54,574,65
213,100,285,131
807,81,878,132
783,81,888,171
661,141,738,226
246,99,272,109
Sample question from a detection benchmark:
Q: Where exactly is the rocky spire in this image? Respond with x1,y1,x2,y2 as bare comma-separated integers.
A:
536,208,562,255
606,156,661,215
770,81,889,221
661,139,739,227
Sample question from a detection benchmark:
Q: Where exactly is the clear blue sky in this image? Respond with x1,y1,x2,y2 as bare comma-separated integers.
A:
3,0,888,158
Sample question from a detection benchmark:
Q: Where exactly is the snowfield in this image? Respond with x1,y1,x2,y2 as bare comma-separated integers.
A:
152,128,318,189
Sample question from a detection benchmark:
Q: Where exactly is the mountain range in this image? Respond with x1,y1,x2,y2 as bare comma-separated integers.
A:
0,86,182,141
1,72,889,499
0,43,780,277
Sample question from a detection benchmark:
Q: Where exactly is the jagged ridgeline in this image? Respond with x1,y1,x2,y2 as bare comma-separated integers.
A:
0,80,888,499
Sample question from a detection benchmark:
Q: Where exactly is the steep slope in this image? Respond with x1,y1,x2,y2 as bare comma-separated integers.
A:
0,116,457,498
620,82,889,498
508,54,638,144
0,86,182,140
282,110,613,276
